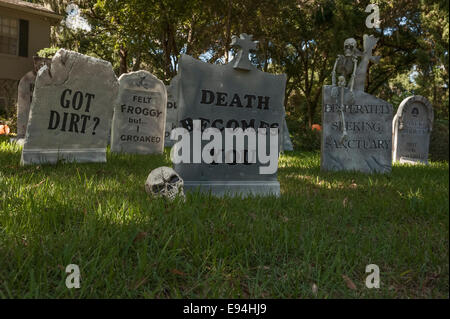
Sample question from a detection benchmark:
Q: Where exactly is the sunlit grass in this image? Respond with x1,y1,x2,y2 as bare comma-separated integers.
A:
0,136,448,298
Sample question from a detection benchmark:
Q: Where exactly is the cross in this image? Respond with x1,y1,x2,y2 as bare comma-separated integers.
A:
230,33,258,71
363,34,380,64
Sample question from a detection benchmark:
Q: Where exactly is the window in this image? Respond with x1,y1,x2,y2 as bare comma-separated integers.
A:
0,16,19,55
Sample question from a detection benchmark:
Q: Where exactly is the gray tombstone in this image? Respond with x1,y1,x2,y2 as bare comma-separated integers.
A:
16,70,36,139
392,95,433,164
15,57,51,141
164,75,180,148
111,70,167,154
174,33,287,197
281,118,294,152
21,49,119,165
321,34,392,173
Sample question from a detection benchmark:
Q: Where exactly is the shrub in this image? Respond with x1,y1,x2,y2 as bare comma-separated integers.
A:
429,119,449,162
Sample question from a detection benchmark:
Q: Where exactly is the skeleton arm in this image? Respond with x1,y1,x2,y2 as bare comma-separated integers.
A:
331,58,338,86
349,57,358,92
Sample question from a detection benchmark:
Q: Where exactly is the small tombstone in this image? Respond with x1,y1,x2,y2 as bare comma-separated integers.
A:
16,57,51,139
281,119,294,152
16,71,36,139
392,95,433,164
21,49,119,165
111,70,166,154
321,34,392,173
164,75,180,147
174,33,286,197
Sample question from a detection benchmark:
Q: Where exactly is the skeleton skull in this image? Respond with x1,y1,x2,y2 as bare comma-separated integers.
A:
344,38,357,57
145,167,184,200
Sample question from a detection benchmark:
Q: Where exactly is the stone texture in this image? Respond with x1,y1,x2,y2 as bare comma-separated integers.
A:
174,49,286,197
16,70,36,138
393,95,433,164
281,118,294,152
164,75,180,147
21,49,119,165
321,85,393,173
111,70,166,154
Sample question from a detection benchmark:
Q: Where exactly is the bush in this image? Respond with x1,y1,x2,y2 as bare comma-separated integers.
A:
429,119,449,162
37,47,60,58
291,126,321,151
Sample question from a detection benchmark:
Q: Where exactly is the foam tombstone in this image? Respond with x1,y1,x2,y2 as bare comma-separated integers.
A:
21,49,119,165
321,35,393,173
111,70,167,154
173,33,287,197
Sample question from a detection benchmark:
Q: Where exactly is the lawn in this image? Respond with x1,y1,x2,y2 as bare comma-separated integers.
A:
0,136,448,298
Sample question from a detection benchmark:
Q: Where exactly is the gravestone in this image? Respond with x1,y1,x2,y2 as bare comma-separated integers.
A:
111,70,167,154
16,57,51,140
321,35,392,173
164,75,180,147
16,70,36,139
174,33,286,197
21,49,119,165
392,95,433,164
281,119,294,152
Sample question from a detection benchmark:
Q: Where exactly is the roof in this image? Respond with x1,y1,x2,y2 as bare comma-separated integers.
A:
0,0,63,23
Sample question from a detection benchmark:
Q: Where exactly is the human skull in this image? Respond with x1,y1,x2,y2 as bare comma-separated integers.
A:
145,167,184,200
344,38,357,57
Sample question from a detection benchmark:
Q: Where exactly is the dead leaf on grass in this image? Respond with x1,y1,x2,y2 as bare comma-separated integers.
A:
133,231,148,243
342,274,357,290
170,269,187,276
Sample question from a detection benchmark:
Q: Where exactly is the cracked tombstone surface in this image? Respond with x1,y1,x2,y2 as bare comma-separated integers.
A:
164,75,180,148
174,33,286,197
111,70,166,154
392,95,433,164
21,49,119,165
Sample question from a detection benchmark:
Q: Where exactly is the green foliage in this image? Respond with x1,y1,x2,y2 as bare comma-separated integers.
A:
24,0,450,151
37,47,60,58
429,119,450,162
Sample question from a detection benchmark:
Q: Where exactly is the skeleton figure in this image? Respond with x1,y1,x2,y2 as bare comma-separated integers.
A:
330,38,362,142
331,38,361,101
145,167,185,201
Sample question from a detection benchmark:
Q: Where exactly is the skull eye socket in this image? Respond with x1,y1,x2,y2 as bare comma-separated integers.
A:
152,184,165,193
169,175,179,184
344,45,354,49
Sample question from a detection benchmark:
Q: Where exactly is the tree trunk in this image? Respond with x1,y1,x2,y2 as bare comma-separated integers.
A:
224,1,232,63
119,46,128,75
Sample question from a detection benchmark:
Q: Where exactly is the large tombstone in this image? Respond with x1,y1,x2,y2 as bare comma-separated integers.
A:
21,49,119,165
16,57,51,139
111,70,167,154
392,95,433,164
174,33,287,197
164,75,180,148
321,35,392,173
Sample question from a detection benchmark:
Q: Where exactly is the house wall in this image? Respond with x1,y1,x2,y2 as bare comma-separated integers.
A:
0,6,53,81
0,6,56,120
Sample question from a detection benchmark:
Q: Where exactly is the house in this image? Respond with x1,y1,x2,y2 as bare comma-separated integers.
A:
0,0,61,118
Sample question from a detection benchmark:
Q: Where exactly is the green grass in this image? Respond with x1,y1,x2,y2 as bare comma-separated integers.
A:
0,136,448,298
